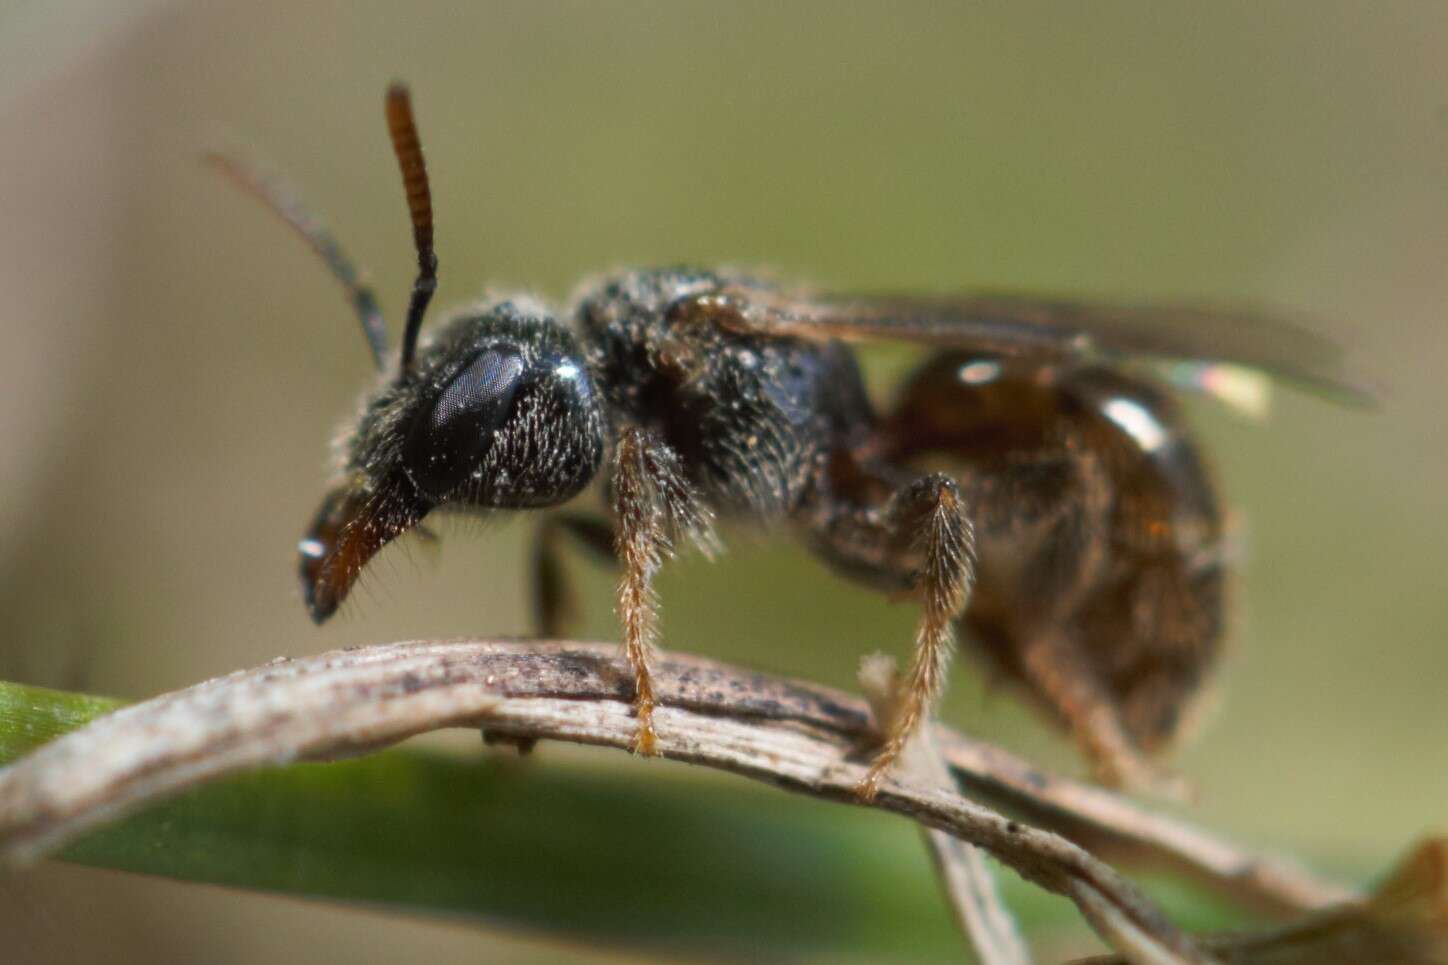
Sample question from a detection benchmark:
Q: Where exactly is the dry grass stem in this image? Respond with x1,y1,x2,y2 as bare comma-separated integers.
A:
860,652,1032,964
0,640,1369,962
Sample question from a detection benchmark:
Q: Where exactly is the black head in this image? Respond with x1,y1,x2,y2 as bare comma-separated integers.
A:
297,301,605,620
358,304,606,509
214,84,604,622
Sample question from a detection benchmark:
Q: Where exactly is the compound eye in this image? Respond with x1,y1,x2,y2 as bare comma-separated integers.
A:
403,347,527,499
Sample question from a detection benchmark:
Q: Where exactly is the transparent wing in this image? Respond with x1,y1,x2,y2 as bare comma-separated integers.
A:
723,286,1376,407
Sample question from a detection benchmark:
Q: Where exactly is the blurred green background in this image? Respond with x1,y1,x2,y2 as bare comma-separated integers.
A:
0,1,1444,961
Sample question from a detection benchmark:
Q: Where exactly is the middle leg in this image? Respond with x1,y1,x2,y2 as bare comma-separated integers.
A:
803,465,975,800
862,473,975,798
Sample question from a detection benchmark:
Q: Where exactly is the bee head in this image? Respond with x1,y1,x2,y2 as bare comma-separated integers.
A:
301,303,605,623
212,85,604,623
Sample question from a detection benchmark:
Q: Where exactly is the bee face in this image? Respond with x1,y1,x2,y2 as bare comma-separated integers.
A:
298,303,605,623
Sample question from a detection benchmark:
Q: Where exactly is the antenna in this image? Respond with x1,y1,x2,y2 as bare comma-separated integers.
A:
385,83,437,374
205,148,391,370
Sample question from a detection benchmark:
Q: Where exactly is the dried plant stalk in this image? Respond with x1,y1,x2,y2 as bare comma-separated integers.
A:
1077,838,1448,965
860,652,1032,964
0,640,1366,961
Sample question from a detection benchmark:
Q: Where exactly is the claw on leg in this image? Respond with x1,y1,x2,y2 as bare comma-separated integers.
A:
630,693,659,756
627,641,660,756
855,667,930,801
856,752,893,801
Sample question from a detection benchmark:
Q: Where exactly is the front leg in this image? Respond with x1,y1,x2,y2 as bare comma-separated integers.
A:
529,512,617,638
610,427,718,755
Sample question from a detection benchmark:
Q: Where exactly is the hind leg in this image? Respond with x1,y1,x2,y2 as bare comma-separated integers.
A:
963,454,1190,796
1011,626,1190,797
1071,558,1227,771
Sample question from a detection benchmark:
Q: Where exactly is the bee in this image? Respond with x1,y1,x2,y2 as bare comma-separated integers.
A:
211,84,1368,799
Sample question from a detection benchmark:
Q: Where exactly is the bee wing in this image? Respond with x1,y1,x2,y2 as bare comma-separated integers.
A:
726,287,1376,407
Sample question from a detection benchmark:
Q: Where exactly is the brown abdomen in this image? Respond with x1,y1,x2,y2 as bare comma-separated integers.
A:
880,352,1227,752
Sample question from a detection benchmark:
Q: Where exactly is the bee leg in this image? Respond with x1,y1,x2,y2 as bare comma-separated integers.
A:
529,513,617,638
610,427,717,757
856,474,974,800
1016,628,1189,799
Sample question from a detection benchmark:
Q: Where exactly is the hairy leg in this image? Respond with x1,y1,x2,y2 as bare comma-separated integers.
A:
856,473,974,799
1016,627,1189,798
610,427,717,755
